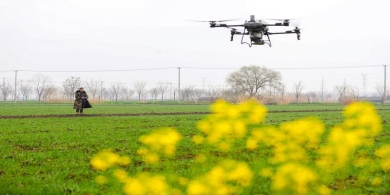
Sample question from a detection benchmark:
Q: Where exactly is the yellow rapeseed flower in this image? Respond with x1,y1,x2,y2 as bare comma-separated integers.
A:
371,177,383,186
192,135,204,144
117,156,131,166
272,163,317,194
143,153,160,164
138,128,182,164
375,144,390,171
187,160,253,195
123,173,170,195
90,150,121,171
246,137,258,150
114,169,129,183
317,185,331,195
95,175,108,185
260,168,273,178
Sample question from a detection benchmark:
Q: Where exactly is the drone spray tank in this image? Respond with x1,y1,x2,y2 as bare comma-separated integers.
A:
247,15,264,45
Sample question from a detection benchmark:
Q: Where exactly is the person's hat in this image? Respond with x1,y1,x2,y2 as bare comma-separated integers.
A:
79,87,84,89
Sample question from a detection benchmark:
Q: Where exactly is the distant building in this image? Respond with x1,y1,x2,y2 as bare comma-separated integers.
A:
359,96,390,103
196,97,214,103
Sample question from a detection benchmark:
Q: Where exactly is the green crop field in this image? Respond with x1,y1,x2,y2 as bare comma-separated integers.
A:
0,102,390,194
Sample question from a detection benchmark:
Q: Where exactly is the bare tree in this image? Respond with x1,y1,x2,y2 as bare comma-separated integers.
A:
276,83,286,101
157,81,169,101
150,88,159,101
375,84,389,99
133,81,147,101
62,77,81,101
335,80,348,102
208,85,223,101
86,79,102,100
226,65,282,98
31,74,52,102
19,80,32,101
42,85,57,101
123,88,135,101
305,91,318,103
292,81,304,102
348,86,359,100
193,89,204,100
222,88,241,103
110,82,125,101
97,82,105,101
181,85,195,101
1,78,13,101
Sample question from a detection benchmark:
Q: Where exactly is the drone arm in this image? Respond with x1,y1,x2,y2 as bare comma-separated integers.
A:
210,24,244,28
263,23,289,27
266,30,301,40
266,32,296,35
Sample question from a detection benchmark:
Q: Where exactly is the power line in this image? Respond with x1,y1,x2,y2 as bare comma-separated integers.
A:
17,67,177,73
182,65,383,70
272,65,382,70
0,65,384,73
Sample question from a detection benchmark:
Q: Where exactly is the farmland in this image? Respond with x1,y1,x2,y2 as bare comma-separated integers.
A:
1,102,390,194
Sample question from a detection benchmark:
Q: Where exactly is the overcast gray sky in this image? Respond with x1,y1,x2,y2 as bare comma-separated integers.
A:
1,0,389,94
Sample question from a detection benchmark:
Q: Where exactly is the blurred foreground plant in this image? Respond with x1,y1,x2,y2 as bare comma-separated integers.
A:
91,100,390,195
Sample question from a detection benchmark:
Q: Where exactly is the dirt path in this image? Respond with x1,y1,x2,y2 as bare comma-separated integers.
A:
1,109,389,119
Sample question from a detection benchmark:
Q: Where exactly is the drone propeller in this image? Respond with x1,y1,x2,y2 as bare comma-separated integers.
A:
267,18,298,21
187,18,241,24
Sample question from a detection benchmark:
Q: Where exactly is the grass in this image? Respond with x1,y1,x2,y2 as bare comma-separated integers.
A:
0,102,389,194
1,101,389,116
0,102,210,116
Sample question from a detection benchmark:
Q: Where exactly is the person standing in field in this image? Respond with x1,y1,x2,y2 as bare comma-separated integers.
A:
74,87,92,114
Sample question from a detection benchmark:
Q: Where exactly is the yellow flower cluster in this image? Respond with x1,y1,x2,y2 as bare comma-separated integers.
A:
195,99,267,151
317,102,382,170
137,128,182,164
245,102,385,194
117,171,171,195
187,160,253,195
91,100,390,195
90,150,131,171
246,118,324,164
272,163,319,194
375,144,390,171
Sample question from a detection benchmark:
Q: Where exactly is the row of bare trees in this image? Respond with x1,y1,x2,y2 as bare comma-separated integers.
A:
0,70,388,103
225,65,389,103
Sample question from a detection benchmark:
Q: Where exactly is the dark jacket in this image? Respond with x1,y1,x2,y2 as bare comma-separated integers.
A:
73,90,92,109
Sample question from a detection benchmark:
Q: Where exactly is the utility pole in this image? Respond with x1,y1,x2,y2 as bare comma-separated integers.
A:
201,77,207,92
169,83,172,100
14,70,17,102
384,65,387,105
362,73,367,97
2,77,4,102
178,67,181,103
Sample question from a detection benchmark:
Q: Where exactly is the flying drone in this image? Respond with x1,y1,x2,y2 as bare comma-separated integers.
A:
195,15,301,47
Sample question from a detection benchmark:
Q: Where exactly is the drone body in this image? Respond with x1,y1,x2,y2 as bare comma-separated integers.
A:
206,15,301,47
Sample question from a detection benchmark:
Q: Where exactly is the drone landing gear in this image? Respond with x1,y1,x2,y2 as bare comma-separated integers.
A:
264,34,272,47
241,31,252,47
238,29,272,47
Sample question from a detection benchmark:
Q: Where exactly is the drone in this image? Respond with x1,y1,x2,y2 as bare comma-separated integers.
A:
195,15,301,47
